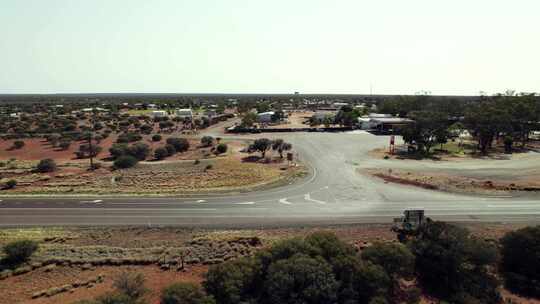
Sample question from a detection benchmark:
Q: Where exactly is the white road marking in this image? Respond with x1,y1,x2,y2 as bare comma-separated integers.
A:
279,198,292,205
304,193,326,205
80,199,103,204
487,204,540,208
236,202,256,205
196,200,207,203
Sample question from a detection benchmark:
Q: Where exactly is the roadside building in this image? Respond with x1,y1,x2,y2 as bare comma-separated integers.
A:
152,110,168,118
358,114,413,131
176,108,193,120
81,107,108,113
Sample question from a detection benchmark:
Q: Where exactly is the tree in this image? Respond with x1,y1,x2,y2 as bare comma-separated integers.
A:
203,231,392,304
410,221,501,303
161,282,215,304
272,139,292,158
152,134,162,142
241,112,257,128
154,147,169,160
201,136,214,147
2,239,39,264
114,155,138,169
215,143,228,155
249,138,272,158
500,226,540,297
361,243,414,292
464,98,511,154
36,158,57,173
265,254,339,304
203,258,256,304
335,105,360,127
401,111,450,155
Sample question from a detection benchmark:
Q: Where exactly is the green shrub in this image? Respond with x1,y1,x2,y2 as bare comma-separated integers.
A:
201,136,214,147
59,139,72,150
215,143,227,155
161,282,215,304
36,158,57,173
166,137,190,153
203,258,256,304
410,221,500,303
117,132,142,144
165,144,176,156
152,134,162,142
266,254,338,304
112,272,148,301
154,147,169,160
128,143,151,161
2,239,39,264
361,242,415,279
95,292,133,304
501,226,540,297
203,232,390,304
113,155,138,169
5,179,17,189
12,140,25,149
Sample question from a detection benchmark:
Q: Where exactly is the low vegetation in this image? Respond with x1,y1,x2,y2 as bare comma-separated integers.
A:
500,225,540,297
35,158,57,173
2,239,39,265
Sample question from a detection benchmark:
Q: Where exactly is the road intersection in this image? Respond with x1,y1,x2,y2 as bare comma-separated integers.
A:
1,132,539,227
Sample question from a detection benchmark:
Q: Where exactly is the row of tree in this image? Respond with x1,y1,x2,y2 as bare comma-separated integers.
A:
392,93,540,154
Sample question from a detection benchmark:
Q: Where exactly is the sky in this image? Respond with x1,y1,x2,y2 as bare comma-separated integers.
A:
1,0,539,95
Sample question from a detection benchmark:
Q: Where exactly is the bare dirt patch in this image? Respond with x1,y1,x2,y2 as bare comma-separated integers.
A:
368,168,540,195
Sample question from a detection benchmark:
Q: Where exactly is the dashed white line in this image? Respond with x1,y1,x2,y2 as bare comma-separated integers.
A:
80,199,103,204
196,200,207,203
236,202,256,205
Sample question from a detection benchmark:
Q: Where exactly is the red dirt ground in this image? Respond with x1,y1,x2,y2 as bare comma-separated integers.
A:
0,136,226,163
2,265,208,304
0,137,116,163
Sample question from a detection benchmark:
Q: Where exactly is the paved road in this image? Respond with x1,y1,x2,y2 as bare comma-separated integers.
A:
1,132,540,227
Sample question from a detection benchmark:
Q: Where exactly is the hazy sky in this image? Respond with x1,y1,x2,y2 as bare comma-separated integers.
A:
1,0,539,95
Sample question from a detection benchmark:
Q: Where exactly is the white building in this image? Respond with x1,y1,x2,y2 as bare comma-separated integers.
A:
358,114,413,130
176,109,193,120
152,110,168,118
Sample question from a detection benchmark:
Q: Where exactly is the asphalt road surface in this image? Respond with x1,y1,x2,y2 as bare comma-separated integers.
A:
1,132,540,227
